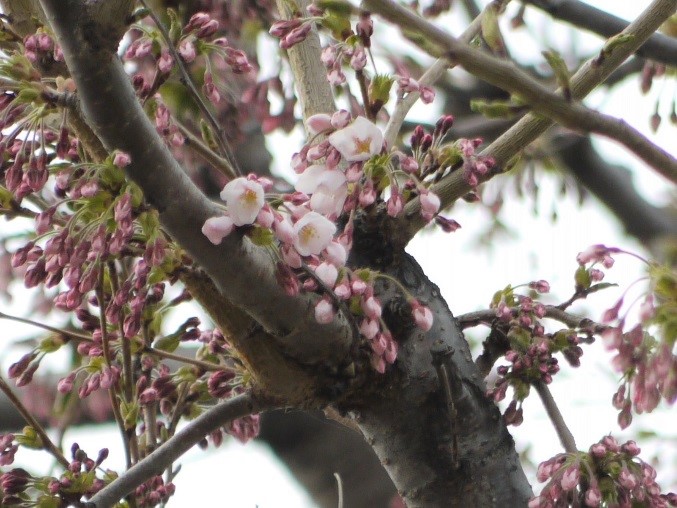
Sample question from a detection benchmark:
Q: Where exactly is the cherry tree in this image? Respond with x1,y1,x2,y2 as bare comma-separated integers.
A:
0,0,675,506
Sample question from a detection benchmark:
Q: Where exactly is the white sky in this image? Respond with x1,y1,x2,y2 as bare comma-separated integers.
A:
3,0,676,506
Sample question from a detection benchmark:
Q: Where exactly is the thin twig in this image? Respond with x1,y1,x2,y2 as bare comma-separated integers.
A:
533,380,577,454
175,120,237,180
0,375,70,468
88,392,270,508
138,0,240,175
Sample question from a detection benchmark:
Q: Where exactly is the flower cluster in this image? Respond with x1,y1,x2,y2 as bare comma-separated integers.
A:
576,245,677,428
0,444,113,505
124,11,252,100
203,113,438,372
23,30,64,65
530,436,675,507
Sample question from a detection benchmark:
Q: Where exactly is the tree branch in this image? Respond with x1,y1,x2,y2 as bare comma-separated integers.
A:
522,0,677,66
39,0,355,366
87,392,269,508
383,1,487,147
366,0,677,181
382,0,677,243
533,380,578,454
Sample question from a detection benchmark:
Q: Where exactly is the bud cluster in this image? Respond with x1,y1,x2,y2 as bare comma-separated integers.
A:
486,280,592,425
530,436,675,507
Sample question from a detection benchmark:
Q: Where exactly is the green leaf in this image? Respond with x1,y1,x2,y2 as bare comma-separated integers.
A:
153,333,181,353
481,4,504,55
250,226,275,247
368,74,394,107
542,50,571,100
575,266,591,290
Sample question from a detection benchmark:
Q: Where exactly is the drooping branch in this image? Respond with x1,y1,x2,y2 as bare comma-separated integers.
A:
366,0,677,183
522,0,677,66
88,392,269,508
381,0,677,243
38,0,355,367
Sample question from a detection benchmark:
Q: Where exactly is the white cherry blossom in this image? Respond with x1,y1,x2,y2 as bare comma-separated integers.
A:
220,177,264,226
328,116,383,162
293,211,336,256
296,165,348,217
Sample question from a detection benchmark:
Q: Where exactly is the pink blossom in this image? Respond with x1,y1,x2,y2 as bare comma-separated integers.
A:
293,211,336,256
334,280,351,299
178,38,197,62
420,190,440,221
328,116,383,162
419,86,435,104
529,280,550,293
315,298,335,324
584,485,601,507
306,113,333,135
411,301,433,331
387,188,403,217
296,165,348,217
274,216,295,244
324,241,347,266
315,262,339,287
202,215,235,245
220,177,265,226
350,47,367,70
351,279,367,295
113,151,131,168
280,244,302,268
331,110,351,129
256,205,275,229
560,465,580,490
359,318,379,340
362,295,382,320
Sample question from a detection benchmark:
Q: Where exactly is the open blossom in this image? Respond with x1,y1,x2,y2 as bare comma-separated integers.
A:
220,177,265,226
328,116,383,162
295,164,348,216
293,211,336,256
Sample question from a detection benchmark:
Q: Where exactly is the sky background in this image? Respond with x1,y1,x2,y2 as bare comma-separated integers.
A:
2,0,676,506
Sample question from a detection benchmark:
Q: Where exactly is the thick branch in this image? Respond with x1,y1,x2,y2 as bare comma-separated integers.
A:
88,393,268,508
384,0,677,243
39,0,355,366
523,0,677,66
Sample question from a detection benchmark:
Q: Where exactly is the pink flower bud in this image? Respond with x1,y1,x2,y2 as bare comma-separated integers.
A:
314,298,335,324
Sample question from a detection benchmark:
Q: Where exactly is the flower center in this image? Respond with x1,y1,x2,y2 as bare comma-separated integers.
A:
299,224,317,244
352,136,372,155
241,188,258,206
